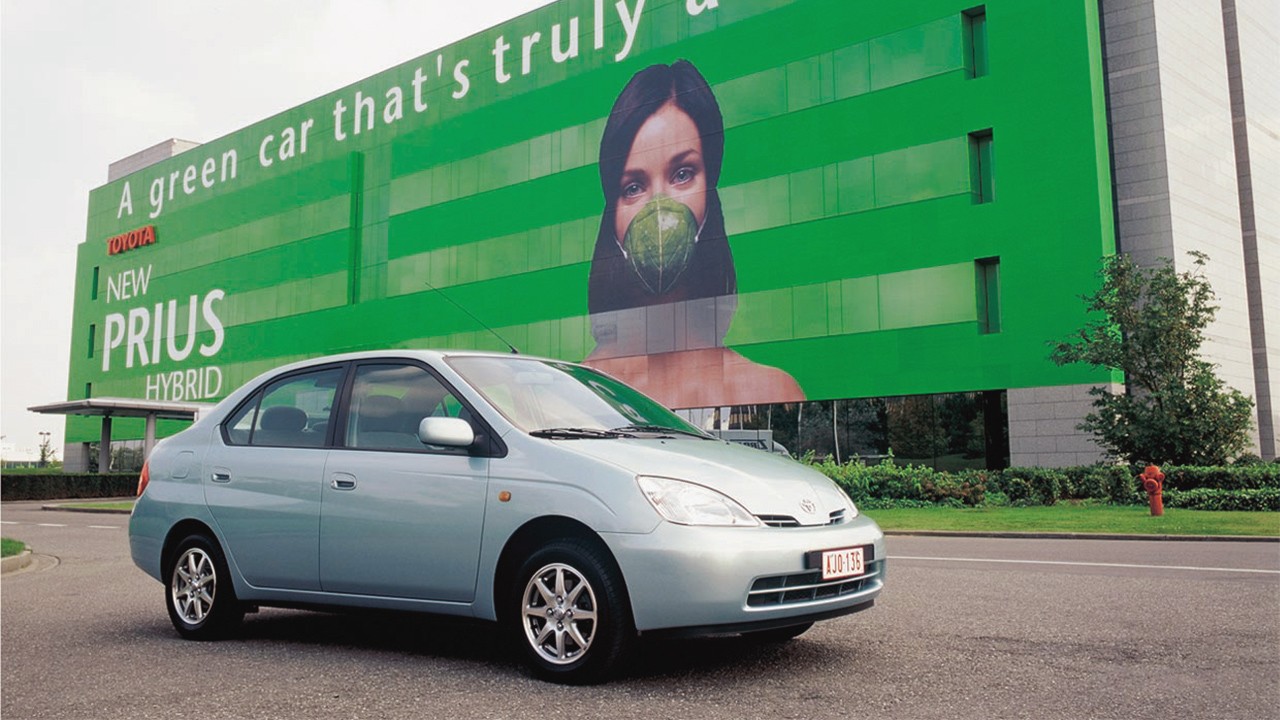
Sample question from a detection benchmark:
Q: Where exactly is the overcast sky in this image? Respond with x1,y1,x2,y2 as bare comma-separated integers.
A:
0,0,550,460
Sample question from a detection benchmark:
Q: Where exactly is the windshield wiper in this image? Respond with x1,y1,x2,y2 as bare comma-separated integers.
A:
530,427,631,439
610,424,711,439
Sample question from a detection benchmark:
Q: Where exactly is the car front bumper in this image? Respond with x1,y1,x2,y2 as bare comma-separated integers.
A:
602,513,885,634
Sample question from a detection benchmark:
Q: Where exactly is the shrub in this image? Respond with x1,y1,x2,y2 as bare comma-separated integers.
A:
1102,466,1142,504
0,474,138,501
984,490,1010,507
995,468,1063,506
1158,465,1279,492
920,471,985,506
867,463,928,502
1164,488,1280,512
802,456,1277,510
1068,465,1142,504
803,458,988,507
857,497,948,510
1062,467,1105,500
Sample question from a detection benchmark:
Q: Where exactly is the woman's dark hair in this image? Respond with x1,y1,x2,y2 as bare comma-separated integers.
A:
587,60,735,320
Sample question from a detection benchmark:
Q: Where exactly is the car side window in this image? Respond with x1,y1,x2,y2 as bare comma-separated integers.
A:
345,363,465,452
224,367,343,447
224,394,259,445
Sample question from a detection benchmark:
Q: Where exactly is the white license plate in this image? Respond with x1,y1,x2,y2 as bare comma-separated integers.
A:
821,547,865,580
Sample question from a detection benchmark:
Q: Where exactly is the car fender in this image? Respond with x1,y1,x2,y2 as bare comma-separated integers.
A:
469,440,661,621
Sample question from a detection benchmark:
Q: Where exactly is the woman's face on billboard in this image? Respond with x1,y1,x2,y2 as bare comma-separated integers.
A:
614,101,708,244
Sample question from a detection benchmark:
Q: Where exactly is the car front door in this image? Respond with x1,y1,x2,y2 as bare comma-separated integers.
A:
203,364,344,591
319,361,489,601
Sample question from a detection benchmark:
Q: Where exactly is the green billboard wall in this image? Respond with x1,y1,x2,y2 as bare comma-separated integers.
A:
69,0,1116,443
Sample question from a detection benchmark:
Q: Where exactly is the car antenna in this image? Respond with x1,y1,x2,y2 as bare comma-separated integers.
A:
423,279,520,354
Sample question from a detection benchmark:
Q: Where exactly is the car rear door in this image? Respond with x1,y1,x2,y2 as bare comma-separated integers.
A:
319,360,490,601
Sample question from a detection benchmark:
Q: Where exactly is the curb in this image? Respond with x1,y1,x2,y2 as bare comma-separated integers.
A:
884,530,1279,543
1,550,33,574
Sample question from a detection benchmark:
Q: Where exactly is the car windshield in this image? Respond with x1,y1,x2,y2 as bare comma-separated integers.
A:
447,356,706,437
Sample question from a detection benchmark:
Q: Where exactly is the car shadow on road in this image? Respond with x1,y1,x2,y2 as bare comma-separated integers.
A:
627,633,849,682
221,607,850,683
235,608,507,662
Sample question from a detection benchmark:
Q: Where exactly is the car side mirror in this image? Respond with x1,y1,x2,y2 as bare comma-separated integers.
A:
418,416,476,448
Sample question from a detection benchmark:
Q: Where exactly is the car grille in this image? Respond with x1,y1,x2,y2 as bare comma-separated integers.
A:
747,560,884,608
756,515,801,527
755,509,849,528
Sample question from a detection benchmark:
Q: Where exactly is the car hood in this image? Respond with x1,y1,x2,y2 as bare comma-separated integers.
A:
558,437,851,525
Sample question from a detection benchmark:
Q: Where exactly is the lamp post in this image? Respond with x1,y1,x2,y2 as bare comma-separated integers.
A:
38,431,52,468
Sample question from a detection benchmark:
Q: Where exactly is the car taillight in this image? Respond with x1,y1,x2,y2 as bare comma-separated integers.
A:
137,462,151,497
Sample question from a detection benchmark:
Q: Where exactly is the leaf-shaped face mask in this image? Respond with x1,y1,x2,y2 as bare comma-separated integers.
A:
622,195,699,294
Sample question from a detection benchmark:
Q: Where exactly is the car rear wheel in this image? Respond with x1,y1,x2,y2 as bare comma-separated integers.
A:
166,534,243,640
512,539,633,684
744,622,813,643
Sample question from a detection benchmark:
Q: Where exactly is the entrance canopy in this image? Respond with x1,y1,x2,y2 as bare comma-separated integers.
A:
28,397,213,473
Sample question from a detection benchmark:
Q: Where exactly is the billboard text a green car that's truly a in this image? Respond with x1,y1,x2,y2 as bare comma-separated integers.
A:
69,0,1116,443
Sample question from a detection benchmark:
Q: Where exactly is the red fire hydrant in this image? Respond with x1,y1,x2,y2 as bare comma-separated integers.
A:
1139,465,1165,517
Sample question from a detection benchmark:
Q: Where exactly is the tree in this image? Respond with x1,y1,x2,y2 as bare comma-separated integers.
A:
1050,252,1254,465
38,434,59,468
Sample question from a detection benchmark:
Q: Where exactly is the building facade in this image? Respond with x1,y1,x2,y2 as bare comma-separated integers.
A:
61,0,1277,470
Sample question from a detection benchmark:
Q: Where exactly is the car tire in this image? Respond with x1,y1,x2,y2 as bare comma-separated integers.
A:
165,534,243,640
511,538,633,684
743,622,813,643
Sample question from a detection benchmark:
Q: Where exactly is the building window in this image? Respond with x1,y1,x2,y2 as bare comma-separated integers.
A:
969,129,994,203
976,256,1001,334
91,266,100,300
964,6,989,78
85,383,93,399
88,324,96,358
677,392,1010,470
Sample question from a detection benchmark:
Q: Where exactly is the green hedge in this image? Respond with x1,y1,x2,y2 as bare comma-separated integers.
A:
1164,488,1280,512
803,457,1277,510
0,474,138,501
1159,465,1279,492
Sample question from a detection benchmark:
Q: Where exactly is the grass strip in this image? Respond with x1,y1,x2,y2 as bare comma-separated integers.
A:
866,504,1280,537
1,537,27,558
56,501,136,512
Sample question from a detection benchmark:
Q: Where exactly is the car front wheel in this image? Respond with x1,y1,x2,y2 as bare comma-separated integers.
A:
512,539,633,684
165,534,243,640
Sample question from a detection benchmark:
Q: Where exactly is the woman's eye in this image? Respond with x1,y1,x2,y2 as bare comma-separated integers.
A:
621,182,644,199
672,167,695,185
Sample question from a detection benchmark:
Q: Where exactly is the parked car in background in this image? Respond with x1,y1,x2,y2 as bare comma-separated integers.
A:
129,350,885,683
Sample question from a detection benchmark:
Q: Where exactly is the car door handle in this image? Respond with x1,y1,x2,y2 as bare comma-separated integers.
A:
211,471,231,483
331,475,357,491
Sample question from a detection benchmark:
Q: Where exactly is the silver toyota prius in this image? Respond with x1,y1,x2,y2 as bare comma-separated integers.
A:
129,350,885,683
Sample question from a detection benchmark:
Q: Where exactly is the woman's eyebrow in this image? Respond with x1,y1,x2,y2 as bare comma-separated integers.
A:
667,149,703,166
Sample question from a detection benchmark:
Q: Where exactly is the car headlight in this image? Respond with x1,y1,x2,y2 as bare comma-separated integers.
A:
637,476,760,527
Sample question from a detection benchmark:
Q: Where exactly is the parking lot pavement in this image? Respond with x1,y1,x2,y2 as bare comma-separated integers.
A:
2,504,1278,720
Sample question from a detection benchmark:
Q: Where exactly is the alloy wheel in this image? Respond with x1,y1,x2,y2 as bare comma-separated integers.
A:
521,562,598,665
171,547,217,625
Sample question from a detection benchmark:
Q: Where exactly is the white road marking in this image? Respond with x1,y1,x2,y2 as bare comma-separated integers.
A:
890,555,1280,575
0,521,19,525
89,525,120,530
36,523,67,528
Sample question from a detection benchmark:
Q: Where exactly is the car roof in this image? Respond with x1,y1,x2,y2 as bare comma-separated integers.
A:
201,348,569,425
259,348,561,374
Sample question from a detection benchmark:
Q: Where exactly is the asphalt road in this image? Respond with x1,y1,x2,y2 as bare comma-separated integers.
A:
2,501,1278,720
